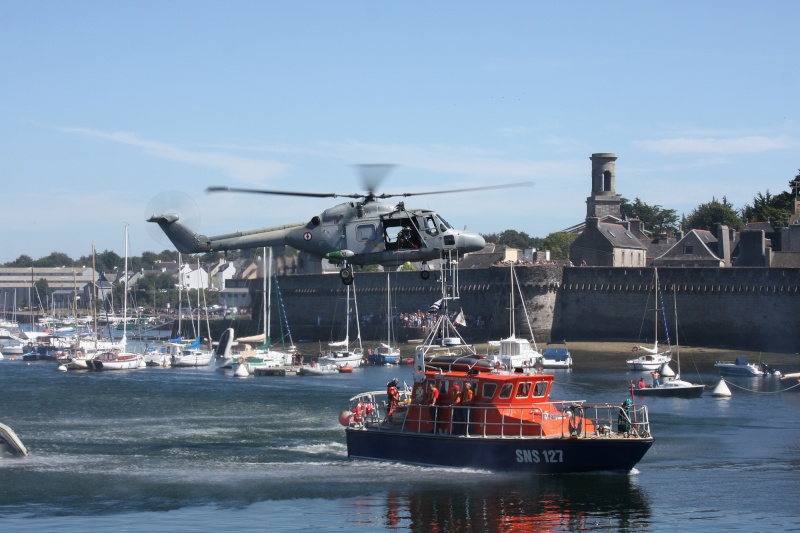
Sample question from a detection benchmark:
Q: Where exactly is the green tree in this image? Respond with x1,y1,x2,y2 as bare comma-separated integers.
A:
620,197,680,235
741,189,795,231
480,229,536,249
34,278,51,310
4,255,34,267
541,232,577,260
684,197,744,231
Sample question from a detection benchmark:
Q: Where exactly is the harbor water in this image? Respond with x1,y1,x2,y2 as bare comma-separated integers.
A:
1,345,799,532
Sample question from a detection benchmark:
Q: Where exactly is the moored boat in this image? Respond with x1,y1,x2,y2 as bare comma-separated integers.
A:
541,341,573,369
339,351,654,474
714,356,780,377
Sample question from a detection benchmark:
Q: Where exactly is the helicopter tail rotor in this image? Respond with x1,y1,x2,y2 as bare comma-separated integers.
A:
145,190,202,248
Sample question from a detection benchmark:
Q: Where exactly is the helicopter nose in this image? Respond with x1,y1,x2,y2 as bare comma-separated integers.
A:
457,232,486,253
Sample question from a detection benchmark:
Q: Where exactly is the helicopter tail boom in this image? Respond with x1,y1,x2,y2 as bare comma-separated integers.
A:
147,213,305,254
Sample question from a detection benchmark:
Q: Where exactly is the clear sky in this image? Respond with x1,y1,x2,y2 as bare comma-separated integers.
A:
2,2,798,264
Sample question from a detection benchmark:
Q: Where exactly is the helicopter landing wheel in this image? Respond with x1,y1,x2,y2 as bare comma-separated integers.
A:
339,267,354,285
420,270,430,280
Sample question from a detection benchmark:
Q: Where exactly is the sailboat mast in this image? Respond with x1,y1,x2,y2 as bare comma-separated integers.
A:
266,247,272,342
123,225,128,343
654,268,658,345
509,265,515,337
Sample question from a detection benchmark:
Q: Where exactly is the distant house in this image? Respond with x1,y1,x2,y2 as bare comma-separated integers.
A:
569,217,647,267
652,229,725,267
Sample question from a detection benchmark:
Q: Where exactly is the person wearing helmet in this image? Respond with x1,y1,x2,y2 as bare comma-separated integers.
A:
386,378,400,422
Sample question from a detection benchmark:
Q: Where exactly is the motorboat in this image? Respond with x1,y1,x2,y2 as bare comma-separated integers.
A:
338,349,654,474
298,362,340,376
541,341,573,369
714,356,780,377
0,422,28,457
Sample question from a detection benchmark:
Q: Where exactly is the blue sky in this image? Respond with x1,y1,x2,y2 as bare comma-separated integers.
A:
2,2,798,264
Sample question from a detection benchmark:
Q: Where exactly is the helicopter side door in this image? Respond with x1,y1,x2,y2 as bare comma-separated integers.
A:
382,215,423,251
344,220,384,256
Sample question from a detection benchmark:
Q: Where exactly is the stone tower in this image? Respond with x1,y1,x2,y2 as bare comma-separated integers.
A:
586,152,622,219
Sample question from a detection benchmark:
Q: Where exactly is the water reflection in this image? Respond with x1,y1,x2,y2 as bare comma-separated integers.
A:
379,475,651,532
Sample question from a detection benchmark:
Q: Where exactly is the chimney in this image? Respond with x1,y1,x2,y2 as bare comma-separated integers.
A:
715,224,731,267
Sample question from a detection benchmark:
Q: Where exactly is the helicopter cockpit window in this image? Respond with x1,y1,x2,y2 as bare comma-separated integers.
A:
436,215,453,232
422,216,439,236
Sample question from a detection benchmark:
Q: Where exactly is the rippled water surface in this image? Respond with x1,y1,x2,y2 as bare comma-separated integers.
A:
2,347,799,532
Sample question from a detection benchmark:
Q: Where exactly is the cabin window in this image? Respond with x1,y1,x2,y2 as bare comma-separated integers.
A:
356,224,376,242
481,383,497,399
516,382,531,398
533,381,548,397
422,215,439,236
498,383,513,399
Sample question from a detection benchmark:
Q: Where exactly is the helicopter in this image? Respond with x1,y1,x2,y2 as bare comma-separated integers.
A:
147,168,528,285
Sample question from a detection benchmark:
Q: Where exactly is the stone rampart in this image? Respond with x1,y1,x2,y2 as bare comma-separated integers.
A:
220,266,800,353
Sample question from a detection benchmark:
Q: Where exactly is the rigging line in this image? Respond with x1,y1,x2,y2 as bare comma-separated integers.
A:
272,276,293,346
721,378,800,394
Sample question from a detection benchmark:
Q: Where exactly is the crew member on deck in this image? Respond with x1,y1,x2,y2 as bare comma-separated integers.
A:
461,382,474,435
450,385,463,435
638,377,646,389
386,378,400,422
426,382,440,432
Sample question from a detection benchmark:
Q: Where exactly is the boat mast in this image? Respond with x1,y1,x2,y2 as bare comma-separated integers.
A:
122,225,128,345
509,264,515,338
674,286,681,379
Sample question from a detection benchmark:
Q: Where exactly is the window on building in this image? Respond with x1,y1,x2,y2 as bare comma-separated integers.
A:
684,245,694,254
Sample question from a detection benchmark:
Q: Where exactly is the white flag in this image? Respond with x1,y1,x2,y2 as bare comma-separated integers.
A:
455,309,466,327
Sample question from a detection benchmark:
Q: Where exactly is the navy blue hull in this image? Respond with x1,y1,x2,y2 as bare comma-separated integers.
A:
346,429,653,474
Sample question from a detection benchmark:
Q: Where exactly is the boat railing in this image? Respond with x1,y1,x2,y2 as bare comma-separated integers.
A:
346,393,651,439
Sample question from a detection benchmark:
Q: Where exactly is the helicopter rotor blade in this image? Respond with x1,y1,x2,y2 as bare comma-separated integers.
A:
206,186,361,199
355,164,396,197
376,181,532,199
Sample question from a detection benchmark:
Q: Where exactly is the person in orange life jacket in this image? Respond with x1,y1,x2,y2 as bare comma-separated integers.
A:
461,382,474,435
450,385,463,435
426,382,440,432
386,378,400,422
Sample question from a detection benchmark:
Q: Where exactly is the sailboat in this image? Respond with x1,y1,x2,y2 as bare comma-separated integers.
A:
87,226,146,370
634,287,704,398
488,263,542,371
627,268,673,371
369,274,400,365
232,248,294,375
171,262,213,367
319,280,363,369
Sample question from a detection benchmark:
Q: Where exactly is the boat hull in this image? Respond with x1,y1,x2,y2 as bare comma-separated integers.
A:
634,384,704,398
345,428,652,474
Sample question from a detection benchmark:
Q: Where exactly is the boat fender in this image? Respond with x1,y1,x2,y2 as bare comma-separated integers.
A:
338,411,352,426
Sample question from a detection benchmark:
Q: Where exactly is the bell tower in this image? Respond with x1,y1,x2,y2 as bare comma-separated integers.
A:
586,152,622,219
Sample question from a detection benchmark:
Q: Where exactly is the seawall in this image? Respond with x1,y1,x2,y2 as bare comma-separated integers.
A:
215,266,800,353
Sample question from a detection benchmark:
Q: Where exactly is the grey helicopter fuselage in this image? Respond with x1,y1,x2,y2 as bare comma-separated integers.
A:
148,199,485,268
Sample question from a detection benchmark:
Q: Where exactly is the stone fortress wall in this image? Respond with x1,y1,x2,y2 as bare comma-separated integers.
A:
232,265,799,354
